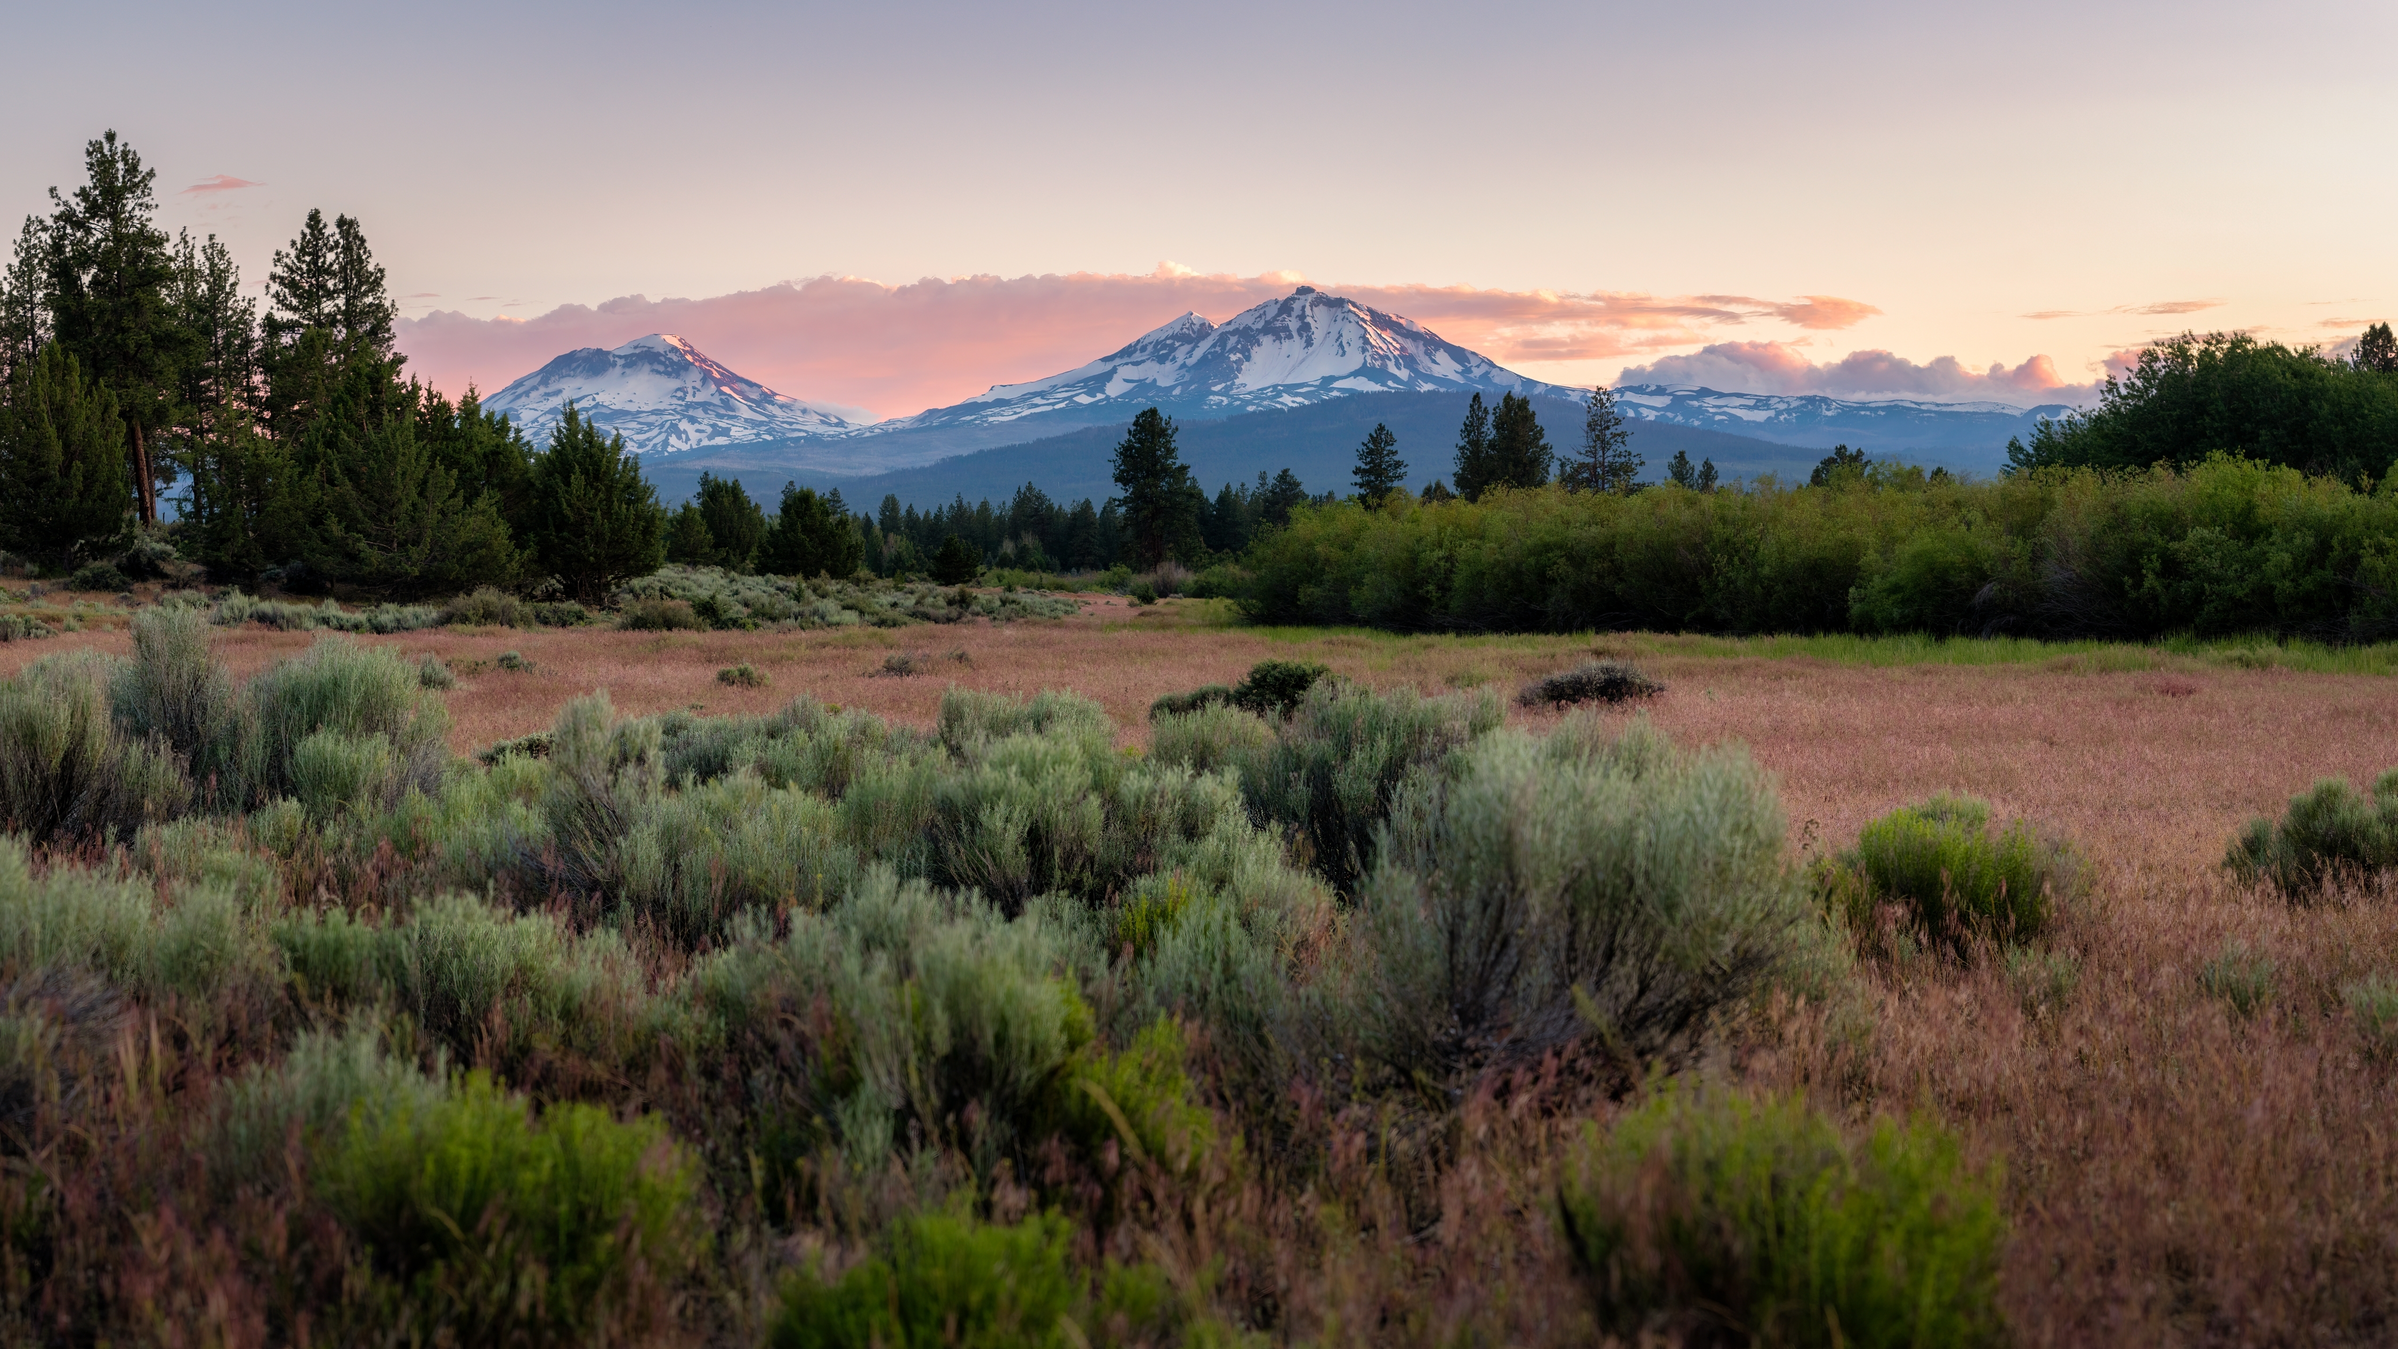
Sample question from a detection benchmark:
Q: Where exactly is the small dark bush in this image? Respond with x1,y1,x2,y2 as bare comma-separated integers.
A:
1126,578,1159,606
416,655,455,690
531,600,592,627
929,535,982,586
474,732,552,765
68,562,131,594
1229,659,1329,716
1519,659,1664,707
1559,1087,2005,1348
2226,770,2398,897
616,597,705,631
717,663,769,688
1147,685,1232,719
495,651,532,672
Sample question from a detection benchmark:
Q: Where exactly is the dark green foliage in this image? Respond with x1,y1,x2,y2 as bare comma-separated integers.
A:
1665,448,1718,492
617,596,705,631
1486,392,1553,494
717,663,768,689
523,405,666,602
1559,1088,2005,1348
1827,795,2079,954
2355,322,2398,376
1110,408,1204,567
1518,660,1663,707
304,413,522,597
1237,456,2398,641
1810,444,1870,487
2008,331,2398,483
663,502,714,566
1561,384,1638,494
772,1211,1078,1349
696,471,768,568
762,483,865,578
2227,770,2398,897
1352,422,1407,506
1450,393,1495,500
68,561,130,593
1147,685,1234,719
0,343,130,569
931,533,982,585
1228,658,1328,716
321,1071,698,1342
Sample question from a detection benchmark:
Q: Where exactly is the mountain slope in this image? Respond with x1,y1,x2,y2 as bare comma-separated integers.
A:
1614,385,2070,454
482,334,863,454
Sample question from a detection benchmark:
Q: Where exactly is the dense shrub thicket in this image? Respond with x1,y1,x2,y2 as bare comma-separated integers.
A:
1237,456,2398,641
0,631,2012,1342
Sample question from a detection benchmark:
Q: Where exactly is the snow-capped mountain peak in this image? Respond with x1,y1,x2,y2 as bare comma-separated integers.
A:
482,333,862,455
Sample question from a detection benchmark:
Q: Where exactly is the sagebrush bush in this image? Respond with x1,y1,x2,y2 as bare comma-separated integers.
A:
2343,974,2398,1060
239,638,450,811
617,596,705,631
1146,702,1272,776
110,607,237,784
2227,770,2398,897
320,1071,699,1344
0,652,190,842
2199,941,2275,1019
772,1210,1078,1349
1341,718,1824,1085
1559,1087,2006,1348
1517,659,1663,707
718,662,769,688
441,585,530,628
67,561,130,593
415,653,455,690
1829,794,2079,954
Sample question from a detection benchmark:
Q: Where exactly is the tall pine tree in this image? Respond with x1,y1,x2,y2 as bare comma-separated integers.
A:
1352,422,1406,505
1561,384,1639,493
43,131,190,524
1483,392,1552,495
1451,393,1497,499
1110,407,1203,567
524,405,666,601
0,344,131,570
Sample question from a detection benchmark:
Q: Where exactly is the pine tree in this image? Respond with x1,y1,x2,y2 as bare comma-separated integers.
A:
761,484,863,578
929,534,981,585
665,503,716,565
2356,322,2398,375
524,404,666,601
169,232,257,446
43,131,191,524
1256,468,1310,532
1352,422,1407,506
1484,392,1553,494
1421,478,1456,504
0,343,131,570
306,415,522,597
1665,449,1697,489
0,217,52,383
1110,407,1203,567
695,472,767,569
1810,444,1870,487
1561,384,1637,493
1451,393,1496,499
1697,458,1719,492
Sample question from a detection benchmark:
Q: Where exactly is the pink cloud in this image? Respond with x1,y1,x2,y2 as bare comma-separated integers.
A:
180,175,264,194
393,268,1883,418
1617,340,2105,405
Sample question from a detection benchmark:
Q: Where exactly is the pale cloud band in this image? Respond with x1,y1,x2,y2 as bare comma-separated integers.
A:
395,266,2077,419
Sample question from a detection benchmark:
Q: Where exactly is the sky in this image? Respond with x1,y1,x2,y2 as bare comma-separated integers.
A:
7,0,2393,421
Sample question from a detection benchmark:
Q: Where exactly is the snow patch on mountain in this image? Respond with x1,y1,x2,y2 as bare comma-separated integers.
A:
482,334,864,455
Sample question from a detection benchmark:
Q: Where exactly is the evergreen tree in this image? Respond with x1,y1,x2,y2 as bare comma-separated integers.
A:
1256,468,1310,532
1697,458,1719,492
1451,393,1496,499
43,131,190,524
664,503,716,565
261,210,404,442
524,404,666,601
0,217,51,383
695,472,767,569
1810,444,1870,487
1665,448,1697,489
181,417,288,580
1110,407,1203,567
2356,322,2398,376
761,483,863,578
1421,478,1456,504
306,415,522,597
1063,498,1103,570
1352,422,1406,505
0,343,131,570
1482,392,1553,495
929,534,981,585
1561,384,1638,493
416,385,537,533
169,232,256,448
1201,480,1252,554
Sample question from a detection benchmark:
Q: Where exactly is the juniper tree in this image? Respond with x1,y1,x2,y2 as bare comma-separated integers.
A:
1352,422,1407,505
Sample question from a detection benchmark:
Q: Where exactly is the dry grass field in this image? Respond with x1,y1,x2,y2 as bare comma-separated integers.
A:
11,592,2398,1342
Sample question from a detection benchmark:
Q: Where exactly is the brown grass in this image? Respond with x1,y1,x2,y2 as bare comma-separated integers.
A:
14,597,2398,1341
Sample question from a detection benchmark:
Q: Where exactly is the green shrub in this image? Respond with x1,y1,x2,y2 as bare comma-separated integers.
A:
1558,1088,2005,1349
2227,771,2398,897
1126,578,1158,606
1057,1018,1214,1174
0,613,54,642
110,607,237,783
771,1210,1078,1349
1147,684,1232,719
240,638,450,810
2004,944,2080,1022
1237,679,1499,895
67,561,130,593
1518,659,1663,708
2199,941,2275,1019
0,836,279,1005
531,599,592,627
1227,658,1328,716
718,662,769,688
288,729,397,825
617,596,705,631
0,653,191,843
1343,718,1823,1084
1832,795,2079,953
1146,703,1272,776
320,1071,699,1344
441,586,530,628
416,653,455,690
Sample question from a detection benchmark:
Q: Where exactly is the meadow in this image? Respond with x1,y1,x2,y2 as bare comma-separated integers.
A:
1,578,2395,1345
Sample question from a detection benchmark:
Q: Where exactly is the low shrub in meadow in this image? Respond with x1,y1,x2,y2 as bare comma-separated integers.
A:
1517,659,1663,708
772,1210,1079,1349
2227,770,2398,897
1824,794,2080,956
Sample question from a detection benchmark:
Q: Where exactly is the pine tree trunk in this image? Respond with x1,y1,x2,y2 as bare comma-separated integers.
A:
131,420,156,524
